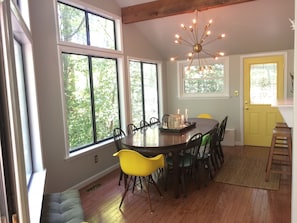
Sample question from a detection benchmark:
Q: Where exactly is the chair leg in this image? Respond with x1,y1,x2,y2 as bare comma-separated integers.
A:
143,177,153,213
149,175,162,197
119,176,133,209
180,169,186,197
218,143,224,163
118,170,123,186
132,176,143,193
208,158,214,179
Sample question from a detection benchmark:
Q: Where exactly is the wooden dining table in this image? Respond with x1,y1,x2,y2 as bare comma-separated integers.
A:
121,117,219,198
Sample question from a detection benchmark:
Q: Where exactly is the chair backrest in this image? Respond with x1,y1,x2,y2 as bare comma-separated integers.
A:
113,127,126,151
218,116,228,142
127,123,138,135
199,124,219,156
209,125,219,153
186,132,203,155
149,117,160,126
197,113,213,119
113,149,165,177
139,120,150,129
180,133,203,167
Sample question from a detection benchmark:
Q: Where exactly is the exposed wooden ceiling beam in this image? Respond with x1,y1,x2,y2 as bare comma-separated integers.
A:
122,0,255,24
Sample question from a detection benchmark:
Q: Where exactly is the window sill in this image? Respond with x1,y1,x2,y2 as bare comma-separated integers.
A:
66,138,114,160
28,169,46,223
179,95,231,100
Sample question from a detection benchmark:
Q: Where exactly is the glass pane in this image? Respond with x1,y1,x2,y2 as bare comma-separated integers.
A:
88,13,116,50
250,63,277,104
58,3,87,45
92,58,119,140
62,53,93,150
129,61,143,124
184,63,224,94
184,78,223,94
13,39,32,186
143,63,158,119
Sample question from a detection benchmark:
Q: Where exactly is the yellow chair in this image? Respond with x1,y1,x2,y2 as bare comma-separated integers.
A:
197,113,213,119
113,149,164,213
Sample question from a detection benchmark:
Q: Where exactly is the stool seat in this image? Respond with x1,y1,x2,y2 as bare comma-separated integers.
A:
275,122,288,128
265,126,292,181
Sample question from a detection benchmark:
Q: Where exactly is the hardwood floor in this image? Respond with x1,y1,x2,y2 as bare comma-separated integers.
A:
80,146,291,223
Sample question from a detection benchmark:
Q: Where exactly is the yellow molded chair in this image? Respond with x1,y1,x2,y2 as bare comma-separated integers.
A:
197,113,213,119
113,149,165,213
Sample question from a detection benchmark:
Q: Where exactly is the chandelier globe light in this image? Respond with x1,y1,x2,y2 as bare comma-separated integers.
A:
170,10,226,71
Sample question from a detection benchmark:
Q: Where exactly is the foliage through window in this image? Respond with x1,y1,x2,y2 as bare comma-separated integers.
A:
129,60,159,125
58,1,116,49
57,1,121,152
178,57,229,98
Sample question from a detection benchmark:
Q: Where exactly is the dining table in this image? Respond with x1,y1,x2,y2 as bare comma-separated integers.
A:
121,117,219,198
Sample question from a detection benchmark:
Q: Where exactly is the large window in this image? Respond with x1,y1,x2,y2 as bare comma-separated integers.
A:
129,59,160,125
178,57,229,98
13,39,33,186
57,1,122,153
1,0,44,222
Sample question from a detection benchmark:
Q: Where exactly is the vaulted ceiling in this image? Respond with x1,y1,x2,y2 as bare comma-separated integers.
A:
115,0,294,60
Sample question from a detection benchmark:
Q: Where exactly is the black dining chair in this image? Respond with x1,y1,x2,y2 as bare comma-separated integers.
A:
127,123,138,135
113,127,127,186
196,125,220,186
149,117,160,126
165,132,203,197
217,116,228,163
139,120,150,129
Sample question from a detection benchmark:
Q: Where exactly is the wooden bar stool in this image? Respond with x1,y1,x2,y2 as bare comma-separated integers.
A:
265,126,292,181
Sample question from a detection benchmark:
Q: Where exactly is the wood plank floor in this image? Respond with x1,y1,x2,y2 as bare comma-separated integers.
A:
79,146,291,223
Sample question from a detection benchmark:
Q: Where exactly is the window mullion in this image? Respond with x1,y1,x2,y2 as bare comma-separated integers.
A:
140,62,146,121
85,12,90,46
88,57,97,143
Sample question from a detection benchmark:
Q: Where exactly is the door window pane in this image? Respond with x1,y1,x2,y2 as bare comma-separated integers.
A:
250,63,277,104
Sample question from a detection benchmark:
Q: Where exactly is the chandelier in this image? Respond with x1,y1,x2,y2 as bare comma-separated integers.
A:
170,10,226,71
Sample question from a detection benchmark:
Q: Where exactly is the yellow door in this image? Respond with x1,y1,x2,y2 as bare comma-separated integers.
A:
244,55,284,146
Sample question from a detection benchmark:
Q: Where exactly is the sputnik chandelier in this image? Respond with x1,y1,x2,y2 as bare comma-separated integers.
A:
170,10,226,71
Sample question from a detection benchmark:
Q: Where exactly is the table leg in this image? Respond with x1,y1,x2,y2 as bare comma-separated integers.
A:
172,152,180,198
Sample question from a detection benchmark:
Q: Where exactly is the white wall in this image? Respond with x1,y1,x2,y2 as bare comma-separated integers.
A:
29,0,164,193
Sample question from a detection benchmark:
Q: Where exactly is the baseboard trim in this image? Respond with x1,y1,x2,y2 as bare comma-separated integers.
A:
69,164,119,190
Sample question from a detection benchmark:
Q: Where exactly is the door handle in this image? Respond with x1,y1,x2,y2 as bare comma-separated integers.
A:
245,107,249,110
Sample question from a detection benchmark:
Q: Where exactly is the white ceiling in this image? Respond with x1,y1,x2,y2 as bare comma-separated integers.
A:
115,0,294,60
